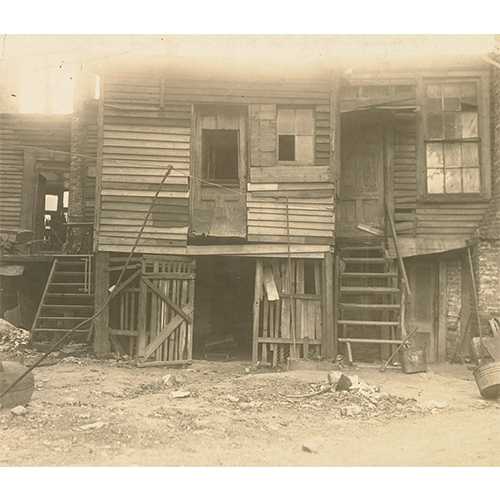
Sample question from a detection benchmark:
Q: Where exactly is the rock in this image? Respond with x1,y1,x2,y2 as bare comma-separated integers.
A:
79,421,106,431
226,395,239,403
301,444,316,453
327,370,343,386
162,374,177,386
420,400,449,410
335,374,353,392
10,405,28,416
171,390,191,399
340,404,362,417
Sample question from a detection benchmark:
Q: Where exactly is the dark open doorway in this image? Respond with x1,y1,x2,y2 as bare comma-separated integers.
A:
193,256,255,360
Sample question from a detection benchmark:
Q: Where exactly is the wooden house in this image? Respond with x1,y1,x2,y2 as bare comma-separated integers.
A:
2,37,500,367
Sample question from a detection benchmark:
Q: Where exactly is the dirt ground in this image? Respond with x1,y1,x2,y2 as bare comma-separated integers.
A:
1,357,500,466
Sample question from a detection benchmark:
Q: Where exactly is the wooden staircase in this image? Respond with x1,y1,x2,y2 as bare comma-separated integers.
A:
336,243,405,363
32,255,94,340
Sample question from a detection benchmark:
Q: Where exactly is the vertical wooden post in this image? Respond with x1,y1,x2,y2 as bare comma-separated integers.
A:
438,259,448,362
252,259,263,364
93,251,110,356
21,150,37,233
322,251,335,359
137,260,148,357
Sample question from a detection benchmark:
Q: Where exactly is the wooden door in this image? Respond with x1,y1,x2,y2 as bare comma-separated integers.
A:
337,115,385,238
191,106,247,238
137,256,196,365
407,257,438,362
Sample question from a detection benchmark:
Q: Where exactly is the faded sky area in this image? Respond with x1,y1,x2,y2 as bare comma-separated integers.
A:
0,34,497,114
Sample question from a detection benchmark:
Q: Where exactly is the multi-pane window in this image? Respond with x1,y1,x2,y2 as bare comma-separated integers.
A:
277,108,314,163
424,81,481,194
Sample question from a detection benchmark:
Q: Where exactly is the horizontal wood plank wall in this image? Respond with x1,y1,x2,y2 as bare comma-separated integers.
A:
97,74,191,253
0,116,24,229
246,90,334,246
393,117,417,236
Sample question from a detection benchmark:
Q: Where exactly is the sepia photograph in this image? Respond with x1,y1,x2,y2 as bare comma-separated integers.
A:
1,4,500,489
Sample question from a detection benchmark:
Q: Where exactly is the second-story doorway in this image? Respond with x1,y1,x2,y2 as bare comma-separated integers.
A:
191,105,247,239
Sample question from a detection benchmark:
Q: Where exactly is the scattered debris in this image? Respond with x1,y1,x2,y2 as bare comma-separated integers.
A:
226,395,240,403
0,319,31,355
419,400,449,411
171,390,191,399
10,405,28,416
340,405,362,417
162,374,177,386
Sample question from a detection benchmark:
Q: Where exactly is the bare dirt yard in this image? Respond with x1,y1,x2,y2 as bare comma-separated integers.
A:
1,356,500,466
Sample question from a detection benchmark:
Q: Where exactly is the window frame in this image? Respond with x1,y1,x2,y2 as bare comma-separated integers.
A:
417,71,491,202
276,106,316,166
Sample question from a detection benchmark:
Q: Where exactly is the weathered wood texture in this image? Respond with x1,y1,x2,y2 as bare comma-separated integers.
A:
254,258,323,366
0,114,71,230
97,75,192,253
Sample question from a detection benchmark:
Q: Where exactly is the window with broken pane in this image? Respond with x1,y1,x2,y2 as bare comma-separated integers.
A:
277,107,314,163
424,81,481,194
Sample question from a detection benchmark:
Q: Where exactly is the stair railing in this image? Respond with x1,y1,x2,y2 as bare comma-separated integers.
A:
384,200,411,298
31,257,58,331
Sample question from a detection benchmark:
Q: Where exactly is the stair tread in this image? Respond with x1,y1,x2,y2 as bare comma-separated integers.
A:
337,320,399,326
33,328,91,332
46,293,94,297
42,304,93,309
38,316,92,320
54,271,86,275
340,303,401,309
341,286,400,293
342,257,387,263
341,272,398,278
341,246,385,251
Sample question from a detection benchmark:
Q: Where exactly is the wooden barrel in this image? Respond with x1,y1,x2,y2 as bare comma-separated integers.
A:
0,361,35,409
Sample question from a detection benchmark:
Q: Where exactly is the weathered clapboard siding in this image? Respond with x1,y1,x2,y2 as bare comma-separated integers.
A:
393,117,417,236
97,74,192,253
247,187,335,245
0,116,24,228
0,114,72,230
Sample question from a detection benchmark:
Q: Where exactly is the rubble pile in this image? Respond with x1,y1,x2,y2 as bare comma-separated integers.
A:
0,319,31,356
278,371,429,419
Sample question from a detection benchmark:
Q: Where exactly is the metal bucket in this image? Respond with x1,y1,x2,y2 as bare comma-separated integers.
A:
400,345,427,374
474,361,500,399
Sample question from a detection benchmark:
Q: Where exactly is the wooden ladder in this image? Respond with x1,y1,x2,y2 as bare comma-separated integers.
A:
336,243,405,364
31,255,94,340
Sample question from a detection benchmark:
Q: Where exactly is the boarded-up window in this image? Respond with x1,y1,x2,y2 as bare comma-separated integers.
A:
277,108,314,164
424,81,481,195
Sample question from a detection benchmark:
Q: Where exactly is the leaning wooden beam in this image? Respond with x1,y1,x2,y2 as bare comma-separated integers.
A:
142,278,192,323
136,359,192,368
141,305,193,360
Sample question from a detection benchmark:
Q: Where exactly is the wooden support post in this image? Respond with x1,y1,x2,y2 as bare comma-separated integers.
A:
93,251,111,356
322,251,336,359
137,260,148,357
438,259,448,362
252,259,263,364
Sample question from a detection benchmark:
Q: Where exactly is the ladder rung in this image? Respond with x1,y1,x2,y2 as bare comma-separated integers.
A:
54,271,86,275
50,283,87,286
340,303,401,310
338,338,404,345
338,320,399,326
341,286,400,294
341,272,398,278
